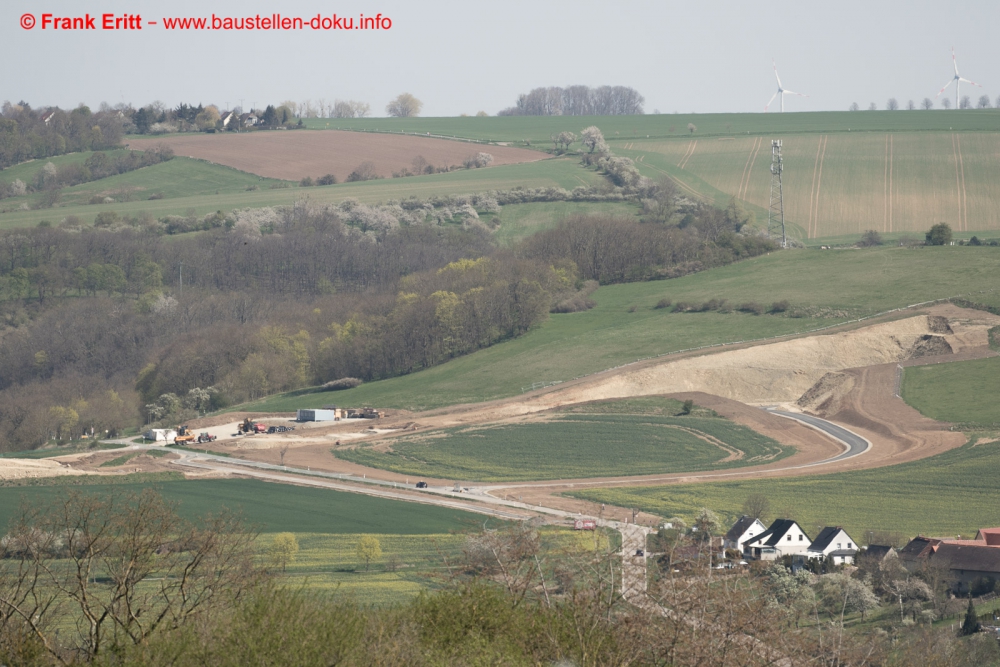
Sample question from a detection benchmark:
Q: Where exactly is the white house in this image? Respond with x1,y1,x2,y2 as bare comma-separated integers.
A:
743,519,811,561
806,527,858,565
724,516,767,553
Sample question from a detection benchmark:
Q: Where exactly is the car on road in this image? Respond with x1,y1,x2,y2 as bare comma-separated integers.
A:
415,481,428,489
635,549,645,557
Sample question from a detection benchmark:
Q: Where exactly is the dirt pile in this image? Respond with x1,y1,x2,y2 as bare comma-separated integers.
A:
797,372,856,413
0,458,88,481
908,335,953,358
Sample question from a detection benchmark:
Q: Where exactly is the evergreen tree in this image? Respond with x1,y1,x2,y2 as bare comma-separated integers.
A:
961,598,981,636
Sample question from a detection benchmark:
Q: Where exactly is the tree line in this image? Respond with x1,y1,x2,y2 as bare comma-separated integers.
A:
0,102,126,169
498,85,645,116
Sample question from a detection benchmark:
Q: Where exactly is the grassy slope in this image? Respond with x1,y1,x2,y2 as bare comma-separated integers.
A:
246,246,1000,413
0,478,477,535
303,110,1000,144
335,412,791,482
568,437,1000,540
492,200,638,246
902,356,1000,426
0,150,131,185
0,157,597,229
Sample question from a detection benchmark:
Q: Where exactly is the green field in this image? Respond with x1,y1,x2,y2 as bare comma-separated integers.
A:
620,132,1000,238
568,437,1000,540
0,150,131,186
0,478,477,535
0,157,598,229
302,110,1000,145
246,246,1000,413
902,356,1000,426
335,408,791,483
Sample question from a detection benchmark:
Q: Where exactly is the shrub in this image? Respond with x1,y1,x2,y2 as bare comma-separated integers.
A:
858,230,883,247
346,161,380,182
654,298,672,310
673,301,695,313
769,300,790,313
316,174,337,186
969,235,982,246
627,305,638,313
299,176,314,187
321,377,362,391
925,222,953,246
94,211,121,228
551,296,596,313
148,192,164,200
737,302,765,315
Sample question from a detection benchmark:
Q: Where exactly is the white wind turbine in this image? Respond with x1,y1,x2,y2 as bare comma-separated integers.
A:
765,60,807,112
936,47,981,109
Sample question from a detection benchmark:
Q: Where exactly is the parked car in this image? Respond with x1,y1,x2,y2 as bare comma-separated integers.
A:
415,481,428,489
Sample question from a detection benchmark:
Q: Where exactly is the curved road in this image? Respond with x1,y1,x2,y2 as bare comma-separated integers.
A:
765,409,871,464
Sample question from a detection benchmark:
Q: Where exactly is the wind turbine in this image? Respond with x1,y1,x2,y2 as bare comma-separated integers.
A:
765,60,807,112
936,47,981,109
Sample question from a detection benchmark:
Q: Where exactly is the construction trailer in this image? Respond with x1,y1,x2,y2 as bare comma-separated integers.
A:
297,408,341,422
143,428,178,443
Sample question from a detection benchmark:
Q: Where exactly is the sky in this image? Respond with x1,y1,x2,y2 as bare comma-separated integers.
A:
4,0,998,116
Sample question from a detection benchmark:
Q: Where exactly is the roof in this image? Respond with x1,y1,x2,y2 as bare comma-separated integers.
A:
862,545,895,561
747,519,801,548
976,528,1000,546
935,543,1000,574
829,549,858,558
809,527,852,553
725,516,761,542
899,536,942,560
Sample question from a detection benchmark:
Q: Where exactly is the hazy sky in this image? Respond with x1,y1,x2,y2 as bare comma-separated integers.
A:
4,0,998,116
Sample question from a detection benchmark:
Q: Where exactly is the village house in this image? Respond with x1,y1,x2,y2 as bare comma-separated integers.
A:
724,516,766,553
743,519,811,561
806,526,858,565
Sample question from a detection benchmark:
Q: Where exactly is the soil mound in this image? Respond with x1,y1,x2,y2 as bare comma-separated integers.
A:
908,334,953,358
927,315,954,334
797,372,855,413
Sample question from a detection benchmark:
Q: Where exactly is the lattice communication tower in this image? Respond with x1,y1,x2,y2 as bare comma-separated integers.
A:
767,139,787,248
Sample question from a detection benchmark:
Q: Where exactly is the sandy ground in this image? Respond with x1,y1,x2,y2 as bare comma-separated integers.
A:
128,131,544,181
0,457,87,480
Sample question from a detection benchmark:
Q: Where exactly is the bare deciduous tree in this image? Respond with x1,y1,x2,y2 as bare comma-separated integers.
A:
741,493,771,522
887,98,899,111
922,97,934,110
849,102,860,111
978,94,992,109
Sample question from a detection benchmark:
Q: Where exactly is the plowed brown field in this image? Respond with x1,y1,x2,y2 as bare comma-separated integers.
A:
129,131,545,181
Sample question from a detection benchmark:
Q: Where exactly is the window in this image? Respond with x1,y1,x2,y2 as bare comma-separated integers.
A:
787,535,791,541
799,535,804,541
848,542,852,549
837,543,841,549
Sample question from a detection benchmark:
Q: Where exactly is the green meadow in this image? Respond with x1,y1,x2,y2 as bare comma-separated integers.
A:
902,356,1000,426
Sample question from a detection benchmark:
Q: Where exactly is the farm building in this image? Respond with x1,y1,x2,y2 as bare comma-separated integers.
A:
297,408,342,422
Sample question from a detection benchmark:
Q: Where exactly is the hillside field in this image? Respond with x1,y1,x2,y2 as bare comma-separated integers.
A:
567,437,1000,540
902,356,1000,426
0,157,599,229
302,110,1000,145
129,130,545,181
335,410,791,482
246,246,1000,413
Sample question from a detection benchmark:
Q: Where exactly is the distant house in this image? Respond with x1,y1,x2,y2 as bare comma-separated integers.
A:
806,527,858,565
219,111,236,127
899,536,944,569
743,519,811,561
858,544,897,565
724,516,767,553
933,543,1000,593
239,112,258,127
40,110,56,125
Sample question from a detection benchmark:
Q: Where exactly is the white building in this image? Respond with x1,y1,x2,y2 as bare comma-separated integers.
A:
743,519,811,561
724,515,767,553
806,527,858,565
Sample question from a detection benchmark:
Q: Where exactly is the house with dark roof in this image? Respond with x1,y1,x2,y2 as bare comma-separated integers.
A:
724,516,766,553
933,543,1000,593
899,536,943,569
858,544,896,564
806,527,858,565
743,519,811,561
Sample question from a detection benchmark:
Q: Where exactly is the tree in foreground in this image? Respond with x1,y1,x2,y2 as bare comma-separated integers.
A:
926,222,953,246
385,93,422,117
356,535,382,571
0,489,263,663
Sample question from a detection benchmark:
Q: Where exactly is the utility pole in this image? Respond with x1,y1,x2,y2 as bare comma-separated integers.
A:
767,139,787,248
179,262,183,297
